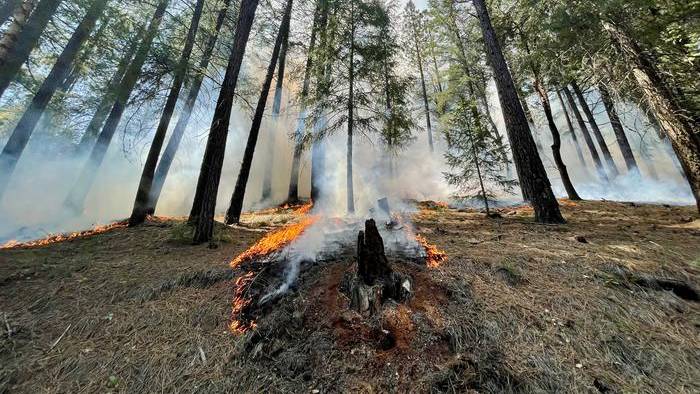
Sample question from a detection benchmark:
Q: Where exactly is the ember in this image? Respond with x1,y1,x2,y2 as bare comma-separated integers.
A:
229,271,258,333
415,234,447,268
1,220,128,250
230,215,319,268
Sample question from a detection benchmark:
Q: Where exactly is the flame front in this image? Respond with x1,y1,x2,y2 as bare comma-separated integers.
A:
1,221,128,250
415,234,447,268
230,214,319,269
229,271,257,333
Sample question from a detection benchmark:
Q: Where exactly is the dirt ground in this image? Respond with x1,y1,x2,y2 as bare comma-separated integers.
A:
1,200,699,393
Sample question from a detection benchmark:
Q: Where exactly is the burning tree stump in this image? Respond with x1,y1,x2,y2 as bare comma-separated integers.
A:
344,219,413,315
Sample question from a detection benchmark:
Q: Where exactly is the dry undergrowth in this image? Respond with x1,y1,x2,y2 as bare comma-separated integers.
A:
0,200,698,392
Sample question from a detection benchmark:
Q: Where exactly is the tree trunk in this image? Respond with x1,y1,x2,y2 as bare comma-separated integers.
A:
472,0,563,224
346,0,355,214
128,0,205,226
534,80,581,200
146,0,233,215
287,4,320,203
190,0,260,242
409,9,433,153
260,22,289,202
224,0,293,225
0,0,108,199
77,30,141,152
0,0,61,99
563,85,609,182
0,0,22,25
571,81,620,177
64,0,169,211
603,21,700,211
310,0,331,203
556,89,587,170
0,0,35,62
598,83,638,173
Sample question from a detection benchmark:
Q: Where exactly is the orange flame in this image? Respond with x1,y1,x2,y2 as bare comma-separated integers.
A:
230,215,319,269
415,234,447,268
229,271,258,333
1,221,128,250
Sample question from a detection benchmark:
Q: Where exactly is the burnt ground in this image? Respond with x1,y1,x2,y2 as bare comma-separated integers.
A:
1,200,699,393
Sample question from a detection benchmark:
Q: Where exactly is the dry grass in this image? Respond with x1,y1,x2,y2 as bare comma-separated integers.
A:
1,200,699,393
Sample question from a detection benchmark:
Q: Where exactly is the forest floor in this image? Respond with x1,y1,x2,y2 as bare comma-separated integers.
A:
0,200,699,393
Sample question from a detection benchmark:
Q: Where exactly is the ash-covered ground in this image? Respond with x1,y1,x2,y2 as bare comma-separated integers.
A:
1,200,699,393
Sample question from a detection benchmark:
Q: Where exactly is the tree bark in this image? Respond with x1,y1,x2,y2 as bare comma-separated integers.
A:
603,21,700,211
260,19,290,202
556,89,587,170
472,0,563,224
0,0,61,99
146,0,234,215
0,0,35,62
0,0,108,199
190,0,260,242
310,0,331,203
128,0,205,226
64,0,170,211
77,30,141,152
224,0,293,225
598,83,638,173
571,81,620,177
345,0,355,214
533,80,581,200
287,4,320,203
563,85,609,183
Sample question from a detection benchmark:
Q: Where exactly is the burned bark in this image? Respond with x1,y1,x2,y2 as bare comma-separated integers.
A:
0,0,108,199
223,0,293,226
598,83,639,173
345,219,412,315
190,0,260,242
473,0,564,224
128,0,205,226
147,0,234,215
571,81,620,178
0,0,61,99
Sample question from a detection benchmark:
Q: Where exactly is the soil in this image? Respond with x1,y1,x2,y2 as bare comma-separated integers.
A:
1,200,699,393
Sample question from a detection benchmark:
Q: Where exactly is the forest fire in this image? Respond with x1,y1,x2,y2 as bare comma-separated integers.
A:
0,220,128,250
415,234,447,268
230,214,319,268
229,272,258,333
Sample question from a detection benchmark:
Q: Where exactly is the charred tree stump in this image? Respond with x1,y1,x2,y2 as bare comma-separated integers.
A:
344,219,412,315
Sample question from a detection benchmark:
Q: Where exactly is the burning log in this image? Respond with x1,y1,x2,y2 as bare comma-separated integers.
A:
343,219,413,315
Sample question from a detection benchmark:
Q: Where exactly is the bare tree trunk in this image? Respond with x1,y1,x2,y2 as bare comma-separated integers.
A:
598,83,638,173
0,0,61,99
563,85,609,183
0,0,35,61
190,0,260,243
77,30,141,152
287,5,320,203
260,23,289,202
533,80,581,200
473,0,563,224
571,81,620,177
0,0,108,199
310,0,331,203
128,0,205,226
556,89,587,170
146,0,234,215
224,0,293,225
64,0,169,211
603,21,700,211
346,0,355,214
